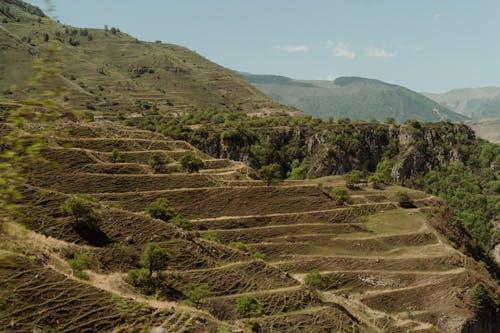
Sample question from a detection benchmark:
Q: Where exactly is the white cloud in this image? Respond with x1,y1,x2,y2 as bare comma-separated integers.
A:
433,13,441,19
273,44,309,53
366,47,397,58
327,41,356,59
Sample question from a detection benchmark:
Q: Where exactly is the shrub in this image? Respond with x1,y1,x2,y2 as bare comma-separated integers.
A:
252,252,266,260
180,154,204,173
60,195,100,227
367,173,384,189
111,149,124,163
258,163,282,186
235,296,264,317
60,195,109,246
144,198,175,222
183,283,210,306
148,152,169,173
68,253,89,271
81,110,94,121
304,270,331,290
140,242,170,277
68,254,89,280
127,268,155,294
228,241,249,252
170,215,192,230
465,283,497,311
331,187,350,205
395,191,414,208
344,170,364,189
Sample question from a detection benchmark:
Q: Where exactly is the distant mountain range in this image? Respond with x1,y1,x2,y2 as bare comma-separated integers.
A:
241,74,468,123
424,87,500,120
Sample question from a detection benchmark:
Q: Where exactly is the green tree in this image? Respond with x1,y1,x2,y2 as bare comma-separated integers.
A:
110,149,124,163
235,296,264,317
140,242,170,278
127,268,155,294
144,198,175,222
183,283,210,307
395,191,414,208
331,187,350,205
60,195,101,227
179,153,204,173
367,173,384,189
304,270,331,290
170,215,192,230
148,152,169,173
344,170,364,189
258,163,282,186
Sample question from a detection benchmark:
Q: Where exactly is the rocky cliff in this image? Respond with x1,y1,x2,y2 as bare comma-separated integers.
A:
195,121,476,183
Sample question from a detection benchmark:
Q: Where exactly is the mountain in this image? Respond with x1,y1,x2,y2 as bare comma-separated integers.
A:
0,0,296,118
1,2,499,333
466,119,500,143
425,87,500,120
242,74,469,123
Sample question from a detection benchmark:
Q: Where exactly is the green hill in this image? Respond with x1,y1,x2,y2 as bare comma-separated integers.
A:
425,87,500,120
0,1,296,118
243,74,468,123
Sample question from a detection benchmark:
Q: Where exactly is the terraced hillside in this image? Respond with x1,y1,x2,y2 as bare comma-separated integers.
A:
0,1,296,118
2,122,498,333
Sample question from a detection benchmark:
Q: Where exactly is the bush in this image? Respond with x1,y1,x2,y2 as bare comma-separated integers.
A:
258,163,282,186
127,268,155,294
304,270,331,290
81,110,94,121
68,253,89,271
140,242,170,277
395,191,415,208
183,282,210,306
180,154,204,173
235,296,264,317
60,195,100,227
331,187,350,205
228,241,249,252
367,173,384,189
60,195,109,246
252,252,266,260
111,149,124,163
345,170,364,189
148,152,169,173
170,215,192,230
465,283,497,312
68,254,89,280
144,198,175,222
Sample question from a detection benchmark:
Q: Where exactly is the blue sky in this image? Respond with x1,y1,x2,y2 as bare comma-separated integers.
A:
27,0,500,92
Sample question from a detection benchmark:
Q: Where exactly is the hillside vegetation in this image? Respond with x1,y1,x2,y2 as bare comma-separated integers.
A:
0,1,295,118
1,121,499,333
0,1,499,332
242,74,467,123
425,87,500,120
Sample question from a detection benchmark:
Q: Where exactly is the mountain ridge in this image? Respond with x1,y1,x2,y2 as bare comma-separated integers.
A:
424,87,500,120
241,73,468,123
0,2,297,119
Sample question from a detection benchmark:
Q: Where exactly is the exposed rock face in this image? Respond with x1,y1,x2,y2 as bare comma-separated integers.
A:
206,122,475,183
390,123,474,183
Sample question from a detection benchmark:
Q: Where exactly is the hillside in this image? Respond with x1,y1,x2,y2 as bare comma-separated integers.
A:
242,74,468,123
1,1,499,332
1,121,499,333
466,119,500,143
425,87,500,120
0,1,296,118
